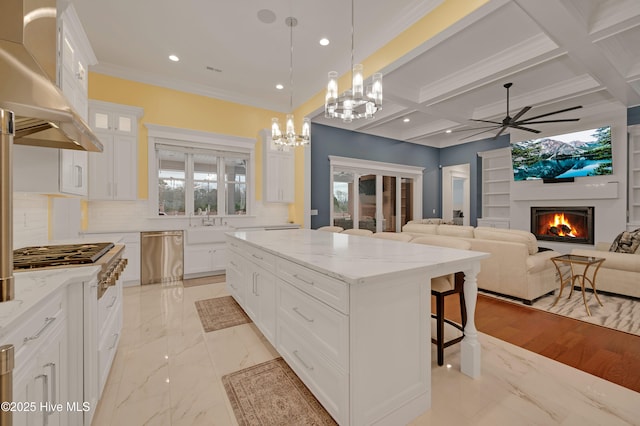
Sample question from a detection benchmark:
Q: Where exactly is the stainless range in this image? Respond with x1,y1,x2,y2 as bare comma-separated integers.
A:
13,242,128,299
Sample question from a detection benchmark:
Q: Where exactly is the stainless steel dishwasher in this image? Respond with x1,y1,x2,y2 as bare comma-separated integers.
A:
141,230,184,285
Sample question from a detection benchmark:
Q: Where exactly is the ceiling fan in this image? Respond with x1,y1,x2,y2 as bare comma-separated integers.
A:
457,82,582,140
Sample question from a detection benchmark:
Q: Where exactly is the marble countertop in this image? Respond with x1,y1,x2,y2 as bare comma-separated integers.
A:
229,229,490,285
0,266,101,336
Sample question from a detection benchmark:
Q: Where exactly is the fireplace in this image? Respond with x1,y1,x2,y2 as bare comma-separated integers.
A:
531,206,594,245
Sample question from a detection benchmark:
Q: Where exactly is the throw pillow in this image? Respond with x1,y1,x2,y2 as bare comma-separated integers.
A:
609,228,640,254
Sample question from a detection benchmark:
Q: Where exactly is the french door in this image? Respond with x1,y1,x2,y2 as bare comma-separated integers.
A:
330,156,423,232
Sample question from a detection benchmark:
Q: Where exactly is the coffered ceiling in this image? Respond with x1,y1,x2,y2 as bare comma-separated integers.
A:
71,0,640,147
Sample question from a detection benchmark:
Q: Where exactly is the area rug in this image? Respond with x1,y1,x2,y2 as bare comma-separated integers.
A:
183,274,226,288
195,296,251,332
480,289,640,336
222,358,337,426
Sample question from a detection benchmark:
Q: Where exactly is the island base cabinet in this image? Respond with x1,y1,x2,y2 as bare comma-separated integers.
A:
277,322,348,425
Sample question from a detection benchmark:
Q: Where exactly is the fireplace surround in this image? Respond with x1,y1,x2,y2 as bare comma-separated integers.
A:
531,206,594,245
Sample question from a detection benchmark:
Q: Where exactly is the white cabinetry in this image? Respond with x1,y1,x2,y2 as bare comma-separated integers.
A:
58,5,95,122
184,244,227,277
121,233,140,285
226,240,277,342
6,289,68,426
629,125,640,228
262,131,294,203
478,147,512,228
13,145,87,196
88,101,143,200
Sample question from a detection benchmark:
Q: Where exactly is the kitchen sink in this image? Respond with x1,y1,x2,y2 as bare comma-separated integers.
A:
186,226,235,244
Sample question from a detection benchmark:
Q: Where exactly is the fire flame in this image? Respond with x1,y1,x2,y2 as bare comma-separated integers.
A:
547,213,576,237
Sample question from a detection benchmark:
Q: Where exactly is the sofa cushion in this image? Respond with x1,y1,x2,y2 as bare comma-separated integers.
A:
401,223,438,235
437,224,475,238
609,228,640,254
411,235,472,250
474,227,538,255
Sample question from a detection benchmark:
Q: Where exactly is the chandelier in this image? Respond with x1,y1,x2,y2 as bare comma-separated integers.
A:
324,0,383,123
271,16,311,147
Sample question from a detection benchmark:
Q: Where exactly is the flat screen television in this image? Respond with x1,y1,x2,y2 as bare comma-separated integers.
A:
511,126,612,181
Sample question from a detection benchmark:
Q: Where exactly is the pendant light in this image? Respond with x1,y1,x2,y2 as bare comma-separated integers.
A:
271,16,311,147
324,0,382,122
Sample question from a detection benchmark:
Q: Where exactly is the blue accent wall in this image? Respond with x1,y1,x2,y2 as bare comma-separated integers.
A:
310,124,439,228
439,135,510,225
629,105,640,126
310,123,511,228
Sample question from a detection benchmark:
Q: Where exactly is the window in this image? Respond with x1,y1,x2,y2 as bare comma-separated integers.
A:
148,125,255,218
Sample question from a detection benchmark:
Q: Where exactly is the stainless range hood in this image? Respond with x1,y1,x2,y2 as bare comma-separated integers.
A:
0,0,102,152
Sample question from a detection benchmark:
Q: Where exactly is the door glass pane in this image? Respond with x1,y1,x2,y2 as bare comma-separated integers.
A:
225,158,247,215
158,149,185,215
193,153,217,215
382,176,397,232
333,171,354,229
358,175,376,232
118,116,132,133
94,112,109,130
401,178,413,227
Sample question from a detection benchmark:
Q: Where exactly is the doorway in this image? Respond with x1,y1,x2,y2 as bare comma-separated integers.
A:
441,164,470,226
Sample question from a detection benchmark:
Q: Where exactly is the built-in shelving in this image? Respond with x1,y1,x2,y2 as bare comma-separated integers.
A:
478,148,512,227
629,126,640,228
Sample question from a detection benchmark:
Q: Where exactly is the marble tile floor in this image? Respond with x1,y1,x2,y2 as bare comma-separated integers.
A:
91,282,640,426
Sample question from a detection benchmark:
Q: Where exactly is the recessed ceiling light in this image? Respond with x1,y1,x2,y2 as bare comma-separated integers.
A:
276,84,284,90
169,55,179,62
403,118,410,123
445,129,452,133
319,38,330,46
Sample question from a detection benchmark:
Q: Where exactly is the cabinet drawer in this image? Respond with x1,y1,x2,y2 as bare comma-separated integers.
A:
278,281,348,369
98,302,121,393
277,258,349,314
97,285,119,335
3,290,65,356
277,322,347,425
245,245,276,274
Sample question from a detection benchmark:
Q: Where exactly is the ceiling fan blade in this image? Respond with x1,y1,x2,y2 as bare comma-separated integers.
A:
450,124,502,133
493,126,508,140
471,119,503,125
518,105,582,122
510,106,531,122
516,118,581,124
459,126,506,140
510,125,541,133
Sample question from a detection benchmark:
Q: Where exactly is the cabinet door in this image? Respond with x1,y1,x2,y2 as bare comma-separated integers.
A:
255,268,276,342
264,152,294,203
184,245,214,275
244,271,259,322
38,321,67,426
12,356,44,426
121,239,140,284
226,255,246,304
113,135,138,200
210,245,227,271
89,134,115,200
60,150,88,196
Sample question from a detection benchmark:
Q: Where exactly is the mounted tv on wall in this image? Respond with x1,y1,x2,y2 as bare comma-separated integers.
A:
511,126,612,181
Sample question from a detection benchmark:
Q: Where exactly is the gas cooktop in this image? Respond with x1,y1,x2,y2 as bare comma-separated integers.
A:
13,242,115,270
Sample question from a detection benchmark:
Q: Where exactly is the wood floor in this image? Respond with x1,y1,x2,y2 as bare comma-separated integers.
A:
439,293,640,393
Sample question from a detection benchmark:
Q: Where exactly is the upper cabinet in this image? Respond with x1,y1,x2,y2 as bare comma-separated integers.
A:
58,4,97,123
88,101,144,201
262,131,295,203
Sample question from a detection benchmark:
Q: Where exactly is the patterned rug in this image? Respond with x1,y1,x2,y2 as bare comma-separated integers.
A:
195,296,251,332
481,289,640,336
183,274,226,287
222,358,337,426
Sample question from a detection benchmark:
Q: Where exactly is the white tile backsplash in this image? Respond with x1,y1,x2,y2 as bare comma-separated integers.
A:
13,193,48,248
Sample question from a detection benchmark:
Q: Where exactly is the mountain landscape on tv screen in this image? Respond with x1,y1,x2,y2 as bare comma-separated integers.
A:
511,126,612,181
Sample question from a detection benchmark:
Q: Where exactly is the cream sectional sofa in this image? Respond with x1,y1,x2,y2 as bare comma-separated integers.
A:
571,243,640,299
401,221,561,304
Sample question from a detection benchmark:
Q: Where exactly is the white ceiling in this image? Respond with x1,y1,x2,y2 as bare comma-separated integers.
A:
71,0,640,148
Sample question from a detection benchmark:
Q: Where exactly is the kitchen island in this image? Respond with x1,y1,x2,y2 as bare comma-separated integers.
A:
226,229,490,426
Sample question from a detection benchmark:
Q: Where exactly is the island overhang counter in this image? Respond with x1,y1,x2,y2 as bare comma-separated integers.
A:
226,229,490,426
